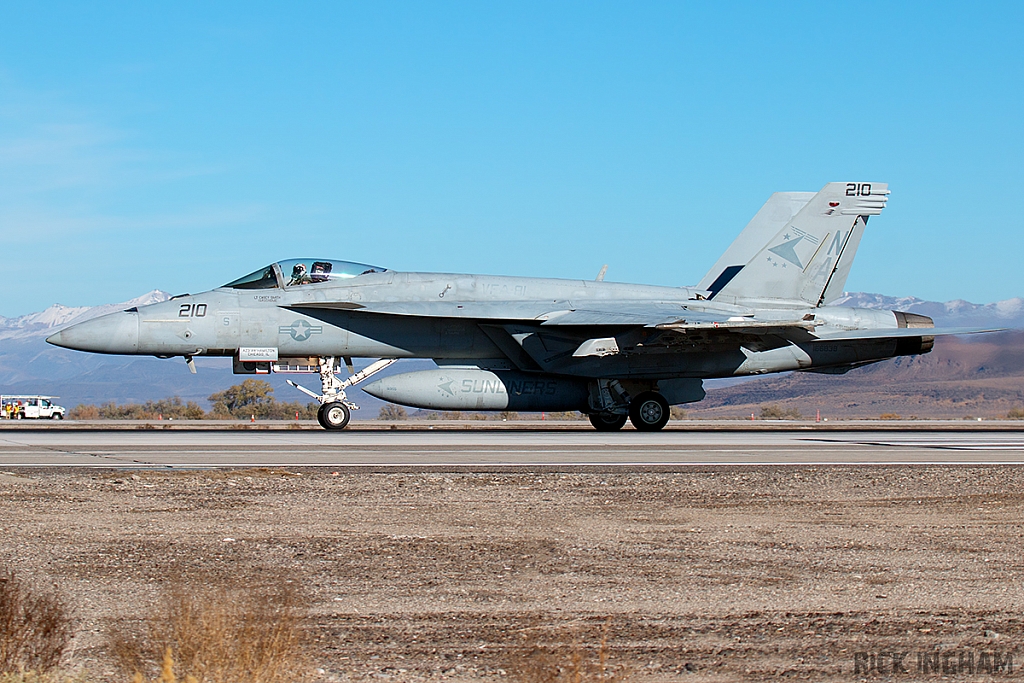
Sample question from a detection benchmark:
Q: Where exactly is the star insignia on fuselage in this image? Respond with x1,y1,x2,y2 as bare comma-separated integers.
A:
279,320,323,341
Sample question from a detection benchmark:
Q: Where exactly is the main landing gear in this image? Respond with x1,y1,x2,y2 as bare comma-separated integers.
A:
287,357,397,430
587,386,671,432
628,391,670,431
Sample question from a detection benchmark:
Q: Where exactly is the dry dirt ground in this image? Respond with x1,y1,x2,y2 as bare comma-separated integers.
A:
3,466,1024,682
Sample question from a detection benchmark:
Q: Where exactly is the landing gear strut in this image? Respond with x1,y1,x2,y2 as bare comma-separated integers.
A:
287,357,397,430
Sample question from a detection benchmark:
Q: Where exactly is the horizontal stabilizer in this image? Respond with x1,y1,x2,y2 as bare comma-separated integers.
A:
814,326,1004,341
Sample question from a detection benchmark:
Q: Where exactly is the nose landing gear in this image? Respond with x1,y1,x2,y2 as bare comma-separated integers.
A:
287,357,398,430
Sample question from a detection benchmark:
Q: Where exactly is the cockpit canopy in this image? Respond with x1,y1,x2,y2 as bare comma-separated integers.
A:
224,259,387,290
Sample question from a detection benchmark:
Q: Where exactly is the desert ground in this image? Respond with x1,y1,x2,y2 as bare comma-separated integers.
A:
3,455,1024,682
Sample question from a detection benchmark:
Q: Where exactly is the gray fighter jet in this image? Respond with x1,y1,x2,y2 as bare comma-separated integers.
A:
47,182,991,431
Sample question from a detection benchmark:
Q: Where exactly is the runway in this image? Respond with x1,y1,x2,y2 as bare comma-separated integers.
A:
2,427,1024,467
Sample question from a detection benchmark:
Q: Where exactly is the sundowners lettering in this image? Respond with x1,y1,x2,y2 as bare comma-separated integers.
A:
461,379,506,394
508,380,558,396
457,379,560,395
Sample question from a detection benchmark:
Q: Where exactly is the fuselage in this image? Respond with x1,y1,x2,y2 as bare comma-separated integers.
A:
47,268,926,381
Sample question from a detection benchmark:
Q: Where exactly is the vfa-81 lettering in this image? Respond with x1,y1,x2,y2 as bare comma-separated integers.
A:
47,183,994,431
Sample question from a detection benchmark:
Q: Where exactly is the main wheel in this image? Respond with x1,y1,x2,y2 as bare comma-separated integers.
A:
628,392,670,431
589,412,627,432
317,402,351,430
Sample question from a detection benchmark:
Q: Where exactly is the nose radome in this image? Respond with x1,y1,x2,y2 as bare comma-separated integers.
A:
46,311,140,354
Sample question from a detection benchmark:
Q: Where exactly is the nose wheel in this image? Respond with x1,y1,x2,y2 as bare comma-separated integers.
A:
628,391,670,431
317,402,351,430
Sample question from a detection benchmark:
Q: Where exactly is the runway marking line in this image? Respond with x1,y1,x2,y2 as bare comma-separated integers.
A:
4,461,1024,469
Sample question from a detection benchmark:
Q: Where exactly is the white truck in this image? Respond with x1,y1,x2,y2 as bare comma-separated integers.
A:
1,395,66,420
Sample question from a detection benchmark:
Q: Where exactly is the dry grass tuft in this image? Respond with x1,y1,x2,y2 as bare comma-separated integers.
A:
0,672,91,683
510,621,628,683
0,568,73,676
109,582,309,683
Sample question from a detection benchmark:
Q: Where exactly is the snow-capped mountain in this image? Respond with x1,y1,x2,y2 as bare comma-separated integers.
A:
0,290,171,341
831,293,1024,329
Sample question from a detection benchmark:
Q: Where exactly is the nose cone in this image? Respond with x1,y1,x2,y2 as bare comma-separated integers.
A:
46,311,140,354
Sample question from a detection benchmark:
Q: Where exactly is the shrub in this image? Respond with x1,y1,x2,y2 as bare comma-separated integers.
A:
67,404,100,420
1008,407,1024,420
208,380,273,418
208,382,318,420
499,411,519,421
378,404,408,420
759,404,801,420
0,568,73,675
78,398,208,420
109,582,308,683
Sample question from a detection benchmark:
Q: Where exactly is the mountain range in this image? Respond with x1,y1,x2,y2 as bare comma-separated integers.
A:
2,291,1022,416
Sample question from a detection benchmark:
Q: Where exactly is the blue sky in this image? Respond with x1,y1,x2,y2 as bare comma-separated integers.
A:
1,2,1022,317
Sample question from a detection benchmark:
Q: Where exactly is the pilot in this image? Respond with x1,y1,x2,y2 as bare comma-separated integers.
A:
288,263,310,286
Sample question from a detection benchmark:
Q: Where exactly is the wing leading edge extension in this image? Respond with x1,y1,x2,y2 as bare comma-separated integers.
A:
288,300,818,330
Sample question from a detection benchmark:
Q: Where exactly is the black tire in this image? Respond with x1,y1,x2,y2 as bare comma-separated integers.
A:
317,402,351,430
628,392,670,431
588,412,627,432
14,412,22,420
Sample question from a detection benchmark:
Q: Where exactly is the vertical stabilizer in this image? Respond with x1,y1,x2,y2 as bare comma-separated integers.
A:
698,192,814,296
709,182,888,306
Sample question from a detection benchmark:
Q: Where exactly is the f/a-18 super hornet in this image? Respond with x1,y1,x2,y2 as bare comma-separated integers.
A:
47,182,991,431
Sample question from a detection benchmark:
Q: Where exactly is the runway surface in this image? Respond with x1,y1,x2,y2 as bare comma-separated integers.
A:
2,428,1024,467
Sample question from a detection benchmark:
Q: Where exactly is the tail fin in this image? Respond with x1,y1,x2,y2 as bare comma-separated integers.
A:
698,191,815,295
703,182,889,306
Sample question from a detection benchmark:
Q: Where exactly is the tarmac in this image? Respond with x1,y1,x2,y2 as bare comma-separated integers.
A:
2,421,1023,467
